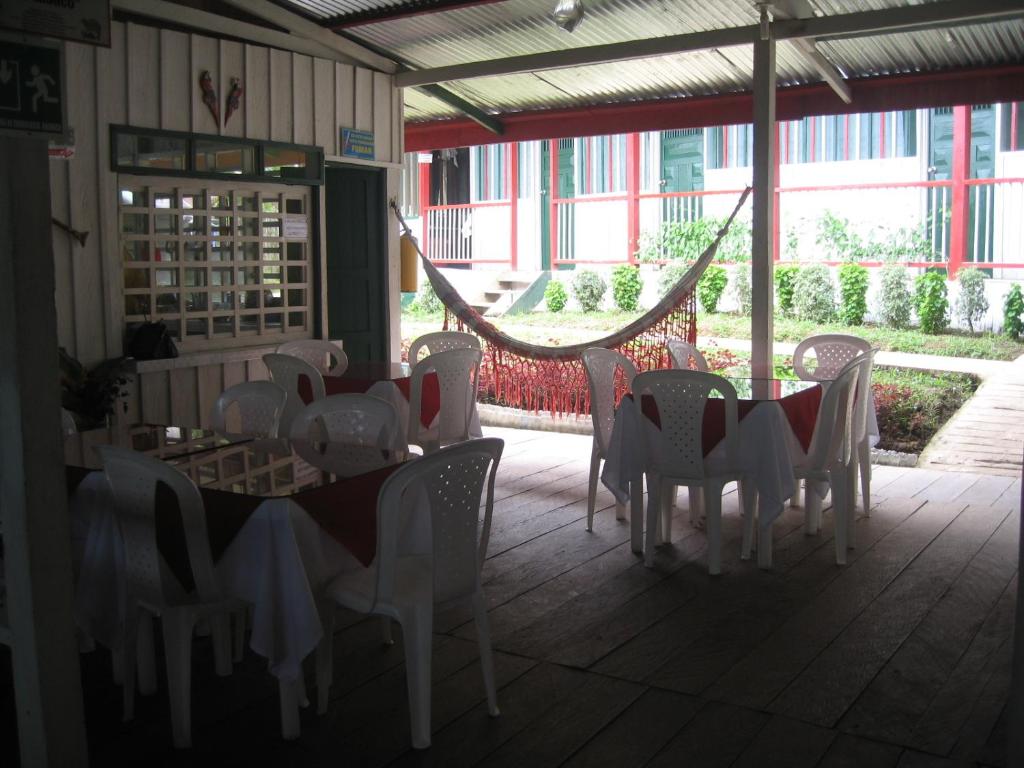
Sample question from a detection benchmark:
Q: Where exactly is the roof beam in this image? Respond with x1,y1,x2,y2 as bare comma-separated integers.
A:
114,0,356,63
395,0,1024,88
327,0,510,29
220,0,398,72
772,0,851,104
416,84,504,135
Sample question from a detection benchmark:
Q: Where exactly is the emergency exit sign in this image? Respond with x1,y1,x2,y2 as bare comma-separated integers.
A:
0,36,65,136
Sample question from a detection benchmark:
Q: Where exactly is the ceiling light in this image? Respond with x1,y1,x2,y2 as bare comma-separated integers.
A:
552,0,585,33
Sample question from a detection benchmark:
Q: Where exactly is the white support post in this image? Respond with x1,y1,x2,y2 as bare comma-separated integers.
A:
750,14,777,380
0,137,88,767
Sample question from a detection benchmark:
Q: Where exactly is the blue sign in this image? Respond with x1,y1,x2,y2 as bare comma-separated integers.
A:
341,128,374,160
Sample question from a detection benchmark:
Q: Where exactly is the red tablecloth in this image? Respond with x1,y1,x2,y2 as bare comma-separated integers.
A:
636,384,822,457
69,462,404,592
298,372,441,429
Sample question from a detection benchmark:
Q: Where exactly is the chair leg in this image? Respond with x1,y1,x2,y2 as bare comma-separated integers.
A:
704,482,724,576
400,604,434,749
381,616,394,646
846,460,858,550
136,610,157,696
614,501,626,521
586,442,600,532
162,610,196,749
121,606,141,722
790,479,802,509
232,606,248,663
210,612,233,677
859,440,872,516
643,475,660,568
660,483,674,543
316,602,337,715
804,484,822,535
471,591,500,717
739,480,755,561
279,678,302,740
630,476,644,554
687,486,703,527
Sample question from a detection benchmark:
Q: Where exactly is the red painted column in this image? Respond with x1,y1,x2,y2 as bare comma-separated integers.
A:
949,105,971,278
418,156,431,259
509,142,519,269
773,123,781,262
626,132,641,264
549,139,559,268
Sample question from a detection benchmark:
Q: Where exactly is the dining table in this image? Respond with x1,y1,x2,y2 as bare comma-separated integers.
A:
66,423,425,739
601,376,854,568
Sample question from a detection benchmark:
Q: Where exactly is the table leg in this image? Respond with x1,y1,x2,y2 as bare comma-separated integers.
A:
630,474,644,554
278,675,309,739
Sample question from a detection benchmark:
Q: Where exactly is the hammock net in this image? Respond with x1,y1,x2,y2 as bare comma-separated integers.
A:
413,188,751,418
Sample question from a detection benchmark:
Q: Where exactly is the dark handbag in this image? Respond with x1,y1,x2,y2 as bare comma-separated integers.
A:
125,320,179,360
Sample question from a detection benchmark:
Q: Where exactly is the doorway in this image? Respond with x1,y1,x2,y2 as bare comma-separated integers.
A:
324,164,389,361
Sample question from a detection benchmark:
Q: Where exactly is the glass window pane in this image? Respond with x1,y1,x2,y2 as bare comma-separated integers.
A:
123,241,148,262
124,269,149,289
264,313,283,330
261,197,281,213
209,216,233,236
263,243,281,261
125,295,150,315
184,268,206,287
155,293,180,313
263,147,318,179
239,290,260,309
211,268,232,287
181,193,204,210
194,140,256,175
120,188,147,207
287,288,305,307
209,193,232,210
286,242,304,261
288,311,306,329
181,215,205,236
287,266,304,283
209,241,232,261
239,314,259,332
162,319,181,339
122,213,148,234
155,268,179,287
262,218,282,238
238,242,259,261
186,317,208,336
154,192,175,209
154,213,176,235
285,198,304,215
262,265,282,284
264,289,283,307
213,315,234,334
184,241,206,262
154,241,177,262
116,132,187,171
211,292,234,311
238,267,259,285
186,292,208,311
238,194,258,212
238,217,259,236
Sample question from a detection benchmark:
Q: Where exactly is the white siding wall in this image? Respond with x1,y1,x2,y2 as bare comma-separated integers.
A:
52,21,402,425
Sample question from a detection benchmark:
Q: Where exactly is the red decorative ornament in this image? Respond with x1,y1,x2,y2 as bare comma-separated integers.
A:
199,70,219,125
224,77,243,127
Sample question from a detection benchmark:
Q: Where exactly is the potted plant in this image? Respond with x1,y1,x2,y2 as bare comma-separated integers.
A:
59,348,132,430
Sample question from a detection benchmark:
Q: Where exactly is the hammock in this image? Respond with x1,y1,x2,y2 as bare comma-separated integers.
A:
401,187,751,417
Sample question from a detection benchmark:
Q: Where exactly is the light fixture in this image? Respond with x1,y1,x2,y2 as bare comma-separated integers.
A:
552,0,585,33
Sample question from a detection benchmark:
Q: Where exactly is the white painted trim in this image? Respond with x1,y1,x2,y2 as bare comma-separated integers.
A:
324,154,403,170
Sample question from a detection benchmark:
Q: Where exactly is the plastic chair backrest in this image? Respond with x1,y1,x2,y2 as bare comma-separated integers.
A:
794,334,871,381
667,339,709,372
277,339,348,376
289,394,400,477
581,348,637,456
851,349,876,444
408,331,480,365
632,369,739,480
263,353,326,437
61,407,78,436
374,438,503,606
96,445,220,606
409,347,482,444
210,381,286,438
804,359,861,469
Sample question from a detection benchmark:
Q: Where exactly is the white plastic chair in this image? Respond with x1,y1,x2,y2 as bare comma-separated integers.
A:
277,339,348,376
61,407,78,436
96,445,243,749
264,352,326,439
792,358,861,565
409,347,482,455
851,349,877,515
793,333,874,513
667,339,709,372
314,437,505,749
407,330,480,365
631,369,755,574
581,348,636,531
289,394,401,477
209,380,287,438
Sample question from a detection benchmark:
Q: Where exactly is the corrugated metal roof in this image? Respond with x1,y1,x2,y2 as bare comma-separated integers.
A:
276,0,1024,123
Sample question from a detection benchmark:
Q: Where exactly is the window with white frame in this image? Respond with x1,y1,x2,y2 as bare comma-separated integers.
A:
119,178,314,351
575,134,627,195
706,124,754,169
780,110,918,164
471,143,510,201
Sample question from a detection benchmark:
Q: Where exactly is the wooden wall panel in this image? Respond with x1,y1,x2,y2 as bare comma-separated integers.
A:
336,63,355,138
269,49,293,142
139,371,171,426
168,368,198,426
354,68,373,132
373,72,392,163
50,126,75,358
190,34,220,135
222,361,246,391
313,58,335,152
292,54,314,146
244,45,270,141
219,40,246,139
126,24,159,128
196,365,224,429
159,30,191,132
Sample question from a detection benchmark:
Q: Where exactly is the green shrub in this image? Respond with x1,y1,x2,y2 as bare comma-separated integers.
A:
731,264,752,315
955,268,989,333
635,217,751,264
878,264,913,329
1003,284,1024,339
572,269,607,312
610,265,643,312
410,280,441,314
914,271,949,334
544,279,567,313
697,265,728,314
658,262,691,298
838,263,870,326
774,264,799,317
816,210,867,262
792,264,835,323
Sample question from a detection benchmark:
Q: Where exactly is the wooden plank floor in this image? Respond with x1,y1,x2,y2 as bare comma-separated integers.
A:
0,427,1018,767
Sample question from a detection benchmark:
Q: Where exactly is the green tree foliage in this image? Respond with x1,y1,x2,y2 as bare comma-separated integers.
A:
544,279,567,313
658,262,690,298
1003,284,1024,339
792,263,835,323
610,265,643,312
635,217,751,264
774,264,799,317
410,280,441,314
914,271,949,334
955,268,989,333
838,263,870,326
572,269,607,312
697,265,728,314
878,264,913,329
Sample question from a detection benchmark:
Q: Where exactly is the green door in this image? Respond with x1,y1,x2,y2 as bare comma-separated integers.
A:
540,140,576,270
324,165,388,361
660,129,705,222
